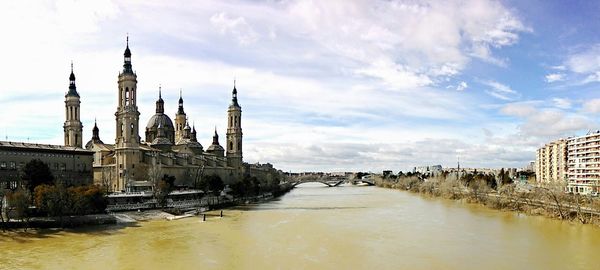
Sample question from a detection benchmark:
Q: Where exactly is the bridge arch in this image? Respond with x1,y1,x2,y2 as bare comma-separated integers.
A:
292,181,336,187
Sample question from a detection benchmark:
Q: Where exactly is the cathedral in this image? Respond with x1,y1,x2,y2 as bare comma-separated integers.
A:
63,38,275,193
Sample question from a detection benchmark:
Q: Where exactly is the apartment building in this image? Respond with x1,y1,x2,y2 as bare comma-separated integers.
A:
535,139,567,184
567,132,600,194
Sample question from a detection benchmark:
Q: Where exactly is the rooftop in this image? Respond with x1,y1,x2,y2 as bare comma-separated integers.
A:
0,141,92,153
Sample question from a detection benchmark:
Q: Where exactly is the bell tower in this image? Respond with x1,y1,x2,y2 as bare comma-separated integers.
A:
114,36,141,192
175,90,187,143
64,62,83,148
226,81,243,168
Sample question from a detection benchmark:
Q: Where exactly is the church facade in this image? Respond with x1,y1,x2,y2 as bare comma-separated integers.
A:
77,38,277,193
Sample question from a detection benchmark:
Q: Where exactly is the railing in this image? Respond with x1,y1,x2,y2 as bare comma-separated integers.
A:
107,202,154,211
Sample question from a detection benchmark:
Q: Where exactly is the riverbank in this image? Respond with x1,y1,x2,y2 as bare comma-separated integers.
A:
374,176,600,226
1,185,293,231
0,214,117,230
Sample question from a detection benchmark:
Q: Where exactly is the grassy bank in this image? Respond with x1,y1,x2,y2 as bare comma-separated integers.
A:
374,175,600,226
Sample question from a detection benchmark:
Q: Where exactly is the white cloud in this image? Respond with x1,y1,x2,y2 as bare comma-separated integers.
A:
501,103,536,117
553,98,571,109
583,99,600,113
210,12,259,45
354,59,433,89
545,73,565,83
482,80,518,100
520,110,590,137
500,102,592,139
456,81,468,91
563,45,600,84
281,0,528,87
566,46,600,74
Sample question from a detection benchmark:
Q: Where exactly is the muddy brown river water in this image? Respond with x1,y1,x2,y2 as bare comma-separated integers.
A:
2,183,600,269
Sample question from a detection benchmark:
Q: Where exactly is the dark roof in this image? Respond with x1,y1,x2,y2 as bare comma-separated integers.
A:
207,144,224,152
0,141,92,154
124,44,131,57
146,113,175,130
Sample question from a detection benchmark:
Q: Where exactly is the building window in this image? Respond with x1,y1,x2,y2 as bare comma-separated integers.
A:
10,162,16,169
0,162,6,169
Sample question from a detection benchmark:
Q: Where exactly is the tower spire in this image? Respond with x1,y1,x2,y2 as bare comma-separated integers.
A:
64,61,83,148
67,62,79,97
226,80,243,167
231,80,239,107
123,35,132,73
177,89,185,114
213,126,220,145
155,85,165,113
92,118,100,140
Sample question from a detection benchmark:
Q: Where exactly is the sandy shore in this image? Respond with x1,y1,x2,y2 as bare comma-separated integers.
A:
111,210,175,223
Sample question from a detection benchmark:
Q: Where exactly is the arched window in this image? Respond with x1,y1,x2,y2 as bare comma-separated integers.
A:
125,87,129,105
130,123,134,135
238,142,241,150
229,141,233,149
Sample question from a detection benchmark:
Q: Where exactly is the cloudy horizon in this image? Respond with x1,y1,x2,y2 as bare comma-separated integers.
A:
2,0,600,172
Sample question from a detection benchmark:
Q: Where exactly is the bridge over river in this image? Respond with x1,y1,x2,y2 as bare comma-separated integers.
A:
290,177,375,187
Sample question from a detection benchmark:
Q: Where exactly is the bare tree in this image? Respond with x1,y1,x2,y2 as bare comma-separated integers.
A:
190,164,205,190
0,188,6,232
149,163,163,193
101,166,113,193
132,163,148,182
8,188,31,231
539,182,567,220
469,179,489,203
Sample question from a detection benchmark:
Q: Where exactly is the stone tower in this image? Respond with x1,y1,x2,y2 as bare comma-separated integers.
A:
226,81,243,168
64,62,83,148
175,90,186,143
114,36,141,192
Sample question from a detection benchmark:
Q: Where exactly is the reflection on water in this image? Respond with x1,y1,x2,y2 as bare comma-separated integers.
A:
2,183,600,270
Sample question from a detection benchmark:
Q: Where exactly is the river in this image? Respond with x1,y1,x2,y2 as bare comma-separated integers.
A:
1,183,600,269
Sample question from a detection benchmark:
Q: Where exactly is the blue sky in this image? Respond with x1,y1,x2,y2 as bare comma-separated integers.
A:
2,0,600,172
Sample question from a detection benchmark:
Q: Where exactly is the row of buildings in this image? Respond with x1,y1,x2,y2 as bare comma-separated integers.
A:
536,131,600,194
1,37,282,193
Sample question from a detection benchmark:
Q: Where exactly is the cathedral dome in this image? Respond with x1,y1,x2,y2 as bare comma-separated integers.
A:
145,113,175,144
146,114,174,130
207,143,224,152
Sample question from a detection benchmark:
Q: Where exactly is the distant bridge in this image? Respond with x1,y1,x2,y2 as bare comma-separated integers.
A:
290,177,375,187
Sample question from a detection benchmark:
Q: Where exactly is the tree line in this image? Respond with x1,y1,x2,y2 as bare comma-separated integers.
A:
376,169,600,226
1,159,107,231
